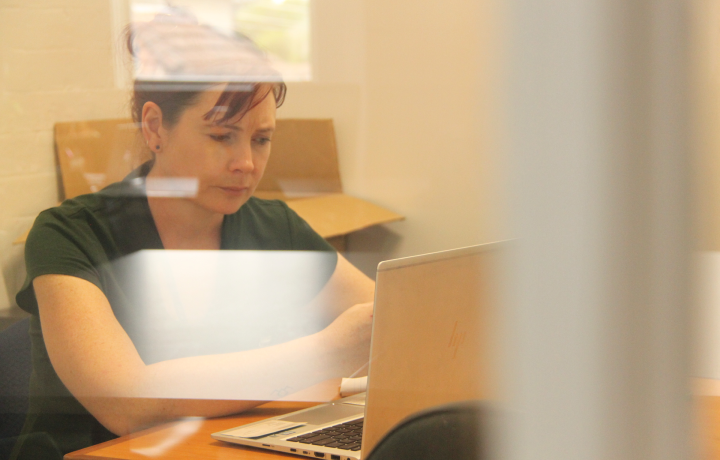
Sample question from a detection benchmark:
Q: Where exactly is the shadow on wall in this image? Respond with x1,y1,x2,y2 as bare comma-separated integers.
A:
345,226,403,279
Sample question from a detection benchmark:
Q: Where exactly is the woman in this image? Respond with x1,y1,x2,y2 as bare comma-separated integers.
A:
12,17,374,459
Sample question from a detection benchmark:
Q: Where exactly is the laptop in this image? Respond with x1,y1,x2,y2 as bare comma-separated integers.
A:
212,243,502,459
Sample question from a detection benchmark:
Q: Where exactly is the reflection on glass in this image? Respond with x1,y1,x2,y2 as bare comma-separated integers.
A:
129,417,203,457
109,250,337,397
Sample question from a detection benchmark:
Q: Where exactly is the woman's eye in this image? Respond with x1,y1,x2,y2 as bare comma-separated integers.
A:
253,137,271,146
209,133,233,143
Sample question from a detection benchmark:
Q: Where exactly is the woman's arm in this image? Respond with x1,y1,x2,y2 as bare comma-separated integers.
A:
34,271,373,436
305,253,376,322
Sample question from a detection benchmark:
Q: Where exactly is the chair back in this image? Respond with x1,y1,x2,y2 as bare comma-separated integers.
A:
0,317,32,440
365,401,496,460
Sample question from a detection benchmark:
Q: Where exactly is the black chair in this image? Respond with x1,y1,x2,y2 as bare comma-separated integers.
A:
365,401,495,460
0,317,32,459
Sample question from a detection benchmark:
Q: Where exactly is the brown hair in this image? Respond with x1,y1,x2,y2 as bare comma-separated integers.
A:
128,79,287,128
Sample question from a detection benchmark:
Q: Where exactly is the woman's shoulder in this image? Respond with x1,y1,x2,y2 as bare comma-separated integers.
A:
34,176,146,226
28,181,147,258
33,193,106,228
26,200,110,270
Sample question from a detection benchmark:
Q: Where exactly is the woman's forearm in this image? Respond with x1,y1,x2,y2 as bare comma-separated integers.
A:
142,329,338,399
83,329,343,435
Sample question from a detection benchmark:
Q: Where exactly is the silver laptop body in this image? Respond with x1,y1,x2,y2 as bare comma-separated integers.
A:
212,243,502,459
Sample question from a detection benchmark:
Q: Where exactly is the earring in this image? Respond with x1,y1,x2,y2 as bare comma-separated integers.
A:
155,145,160,150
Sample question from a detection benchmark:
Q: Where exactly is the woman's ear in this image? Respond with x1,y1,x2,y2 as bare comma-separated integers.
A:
141,102,165,154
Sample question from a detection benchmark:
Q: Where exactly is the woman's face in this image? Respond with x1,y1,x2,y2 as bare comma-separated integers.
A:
153,87,276,216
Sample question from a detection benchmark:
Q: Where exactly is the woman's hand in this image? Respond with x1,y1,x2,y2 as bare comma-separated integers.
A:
318,301,374,377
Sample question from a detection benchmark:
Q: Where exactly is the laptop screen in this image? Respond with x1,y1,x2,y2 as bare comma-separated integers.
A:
362,243,503,454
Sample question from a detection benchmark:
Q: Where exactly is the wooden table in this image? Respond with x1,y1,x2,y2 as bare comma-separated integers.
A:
65,401,318,460
66,379,720,460
695,379,720,459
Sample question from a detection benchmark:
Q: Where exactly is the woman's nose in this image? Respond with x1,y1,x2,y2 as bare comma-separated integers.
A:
230,143,254,173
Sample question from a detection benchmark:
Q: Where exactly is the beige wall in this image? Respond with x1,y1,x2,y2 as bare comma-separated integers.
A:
0,0,503,304
285,0,505,275
0,0,130,305
358,0,503,266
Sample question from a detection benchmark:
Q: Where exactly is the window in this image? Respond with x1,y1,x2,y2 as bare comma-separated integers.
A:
234,0,311,81
128,0,311,81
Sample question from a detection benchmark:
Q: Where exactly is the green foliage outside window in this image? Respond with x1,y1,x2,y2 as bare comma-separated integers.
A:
234,0,310,66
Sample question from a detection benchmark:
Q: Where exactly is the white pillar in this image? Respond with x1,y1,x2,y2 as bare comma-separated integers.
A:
503,0,693,459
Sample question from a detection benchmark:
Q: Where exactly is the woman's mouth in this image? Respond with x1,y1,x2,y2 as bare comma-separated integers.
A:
218,186,249,196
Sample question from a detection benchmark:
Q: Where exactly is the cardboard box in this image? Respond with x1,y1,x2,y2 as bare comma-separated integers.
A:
15,118,403,251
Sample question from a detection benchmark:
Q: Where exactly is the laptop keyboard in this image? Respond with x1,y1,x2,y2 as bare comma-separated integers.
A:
286,418,363,451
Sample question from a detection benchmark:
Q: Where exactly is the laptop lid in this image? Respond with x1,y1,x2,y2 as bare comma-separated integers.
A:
361,242,502,455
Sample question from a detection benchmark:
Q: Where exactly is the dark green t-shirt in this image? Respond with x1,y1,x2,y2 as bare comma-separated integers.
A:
13,163,337,459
